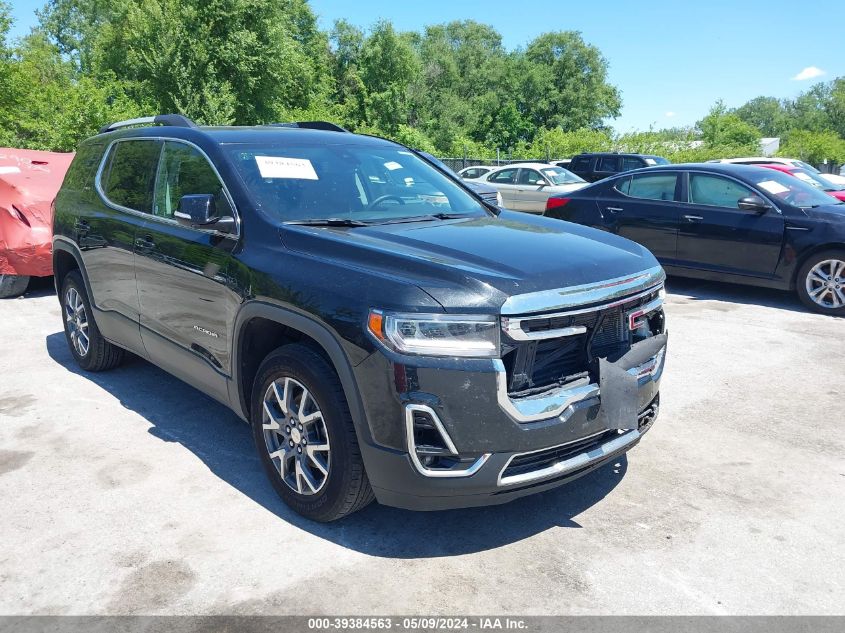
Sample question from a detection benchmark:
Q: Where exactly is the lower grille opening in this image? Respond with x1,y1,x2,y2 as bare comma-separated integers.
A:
408,407,484,474
499,394,660,483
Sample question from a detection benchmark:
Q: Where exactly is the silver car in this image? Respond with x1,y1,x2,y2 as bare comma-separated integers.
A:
467,162,587,213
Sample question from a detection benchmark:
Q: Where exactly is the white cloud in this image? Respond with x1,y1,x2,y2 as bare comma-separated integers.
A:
665,111,676,118
792,66,826,81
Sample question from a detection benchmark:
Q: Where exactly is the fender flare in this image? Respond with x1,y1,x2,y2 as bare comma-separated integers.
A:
229,301,371,443
52,238,95,305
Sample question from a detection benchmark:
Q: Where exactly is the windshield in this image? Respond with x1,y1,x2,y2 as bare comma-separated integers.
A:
644,156,670,166
753,169,843,207
792,160,820,174
790,169,843,192
540,166,585,185
226,143,488,223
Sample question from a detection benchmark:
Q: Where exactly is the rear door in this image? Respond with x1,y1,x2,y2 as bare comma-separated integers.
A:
486,167,520,209
598,171,681,261
593,155,621,181
133,139,242,402
676,172,784,277
86,138,163,355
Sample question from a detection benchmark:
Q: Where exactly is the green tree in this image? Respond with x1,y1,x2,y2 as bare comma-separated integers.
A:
521,31,621,131
357,20,418,134
698,101,761,149
778,129,845,165
733,96,789,137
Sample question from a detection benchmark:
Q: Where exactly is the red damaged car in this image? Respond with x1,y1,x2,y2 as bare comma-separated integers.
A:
0,148,74,298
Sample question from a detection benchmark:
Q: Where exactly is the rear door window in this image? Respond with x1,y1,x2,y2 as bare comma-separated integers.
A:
621,157,644,171
596,156,620,173
489,168,518,184
101,140,163,213
620,173,678,201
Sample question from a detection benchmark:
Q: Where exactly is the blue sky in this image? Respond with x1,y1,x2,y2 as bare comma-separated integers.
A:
7,0,844,132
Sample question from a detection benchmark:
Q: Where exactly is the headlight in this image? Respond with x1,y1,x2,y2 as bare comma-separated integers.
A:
496,191,503,206
368,310,499,357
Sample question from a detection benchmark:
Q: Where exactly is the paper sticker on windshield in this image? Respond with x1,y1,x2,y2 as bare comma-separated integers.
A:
255,156,318,180
384,161,403,170
757,180,789,195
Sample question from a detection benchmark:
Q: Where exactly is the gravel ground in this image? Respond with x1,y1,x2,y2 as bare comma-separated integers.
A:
0,277,843,615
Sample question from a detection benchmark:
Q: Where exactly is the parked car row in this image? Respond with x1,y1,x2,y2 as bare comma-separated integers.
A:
543,163,845,315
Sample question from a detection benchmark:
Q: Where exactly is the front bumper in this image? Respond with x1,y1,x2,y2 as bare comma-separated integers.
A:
356,337,666,511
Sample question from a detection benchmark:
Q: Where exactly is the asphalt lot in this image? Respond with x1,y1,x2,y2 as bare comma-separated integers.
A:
1,277,843,615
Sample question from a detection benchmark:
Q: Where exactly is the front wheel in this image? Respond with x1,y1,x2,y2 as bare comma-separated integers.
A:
251,344,374,522
797,251,845,316
0,274,30,298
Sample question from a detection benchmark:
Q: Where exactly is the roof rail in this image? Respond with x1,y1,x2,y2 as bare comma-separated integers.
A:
265,121,349,133
98,114,198,135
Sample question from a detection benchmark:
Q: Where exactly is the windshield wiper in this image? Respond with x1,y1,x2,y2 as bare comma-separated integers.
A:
285,218,370,227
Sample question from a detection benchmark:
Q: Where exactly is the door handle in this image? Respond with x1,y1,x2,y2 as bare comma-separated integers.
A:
606,207,623,213
683,214,703,222
135,236,156,250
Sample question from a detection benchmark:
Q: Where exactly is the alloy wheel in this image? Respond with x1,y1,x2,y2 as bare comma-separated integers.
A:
805,259,845,310
262,377,331,496
65,287,90,357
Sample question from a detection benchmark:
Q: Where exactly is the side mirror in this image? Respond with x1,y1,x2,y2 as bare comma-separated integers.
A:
535,179,546,187
175,194,236,234
737,195,770,213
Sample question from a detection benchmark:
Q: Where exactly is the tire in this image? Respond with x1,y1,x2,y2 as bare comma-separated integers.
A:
796,250,845,316
61,270,125,371
251,343,374,522
0,274,30,298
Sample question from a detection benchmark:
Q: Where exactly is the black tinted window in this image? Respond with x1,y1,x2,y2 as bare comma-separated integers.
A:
623,173,678,201
689,174,753,208
571,157,591,171
102,140,162,213
597,156,620,172
621,157,644,171
63,143,103,191
154,141,231,220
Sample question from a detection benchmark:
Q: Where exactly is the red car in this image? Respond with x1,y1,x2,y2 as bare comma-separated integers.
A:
0,148,74,298
758,163,845,202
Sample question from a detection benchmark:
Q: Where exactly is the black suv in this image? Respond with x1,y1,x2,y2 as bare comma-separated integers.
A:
569,153,670,183
53,115,668,521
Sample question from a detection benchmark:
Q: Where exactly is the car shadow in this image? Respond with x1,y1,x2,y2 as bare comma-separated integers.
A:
665,276,807,313
45,331,627,558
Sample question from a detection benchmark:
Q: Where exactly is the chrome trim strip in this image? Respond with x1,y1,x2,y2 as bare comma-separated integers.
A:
500,266,666,315
101,116,157,132
498,429,640,487
404,404,490,478
94,136,242,239
501,322,586,342
494,345,666,423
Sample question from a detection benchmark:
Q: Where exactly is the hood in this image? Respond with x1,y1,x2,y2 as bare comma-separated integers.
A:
281,210,659,312
804,203,845,222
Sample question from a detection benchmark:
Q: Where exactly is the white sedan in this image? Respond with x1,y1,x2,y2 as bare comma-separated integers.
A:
466,162,588,213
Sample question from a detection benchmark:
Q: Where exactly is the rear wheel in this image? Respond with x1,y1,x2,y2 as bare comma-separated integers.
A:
61,271,125,371
797,251,845,316
251,344,374,521
0,274,30,298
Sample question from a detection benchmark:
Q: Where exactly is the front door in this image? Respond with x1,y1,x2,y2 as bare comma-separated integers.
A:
676,172,784,277
515,168,549,212
133,140,241,402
